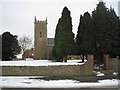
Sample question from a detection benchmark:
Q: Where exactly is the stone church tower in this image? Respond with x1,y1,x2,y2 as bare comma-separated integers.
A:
34,17,47,59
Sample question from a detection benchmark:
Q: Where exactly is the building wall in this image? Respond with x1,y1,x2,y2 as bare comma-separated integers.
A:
47,46,53,59
22,48,34,59
108,58,119,72
34,18,47,59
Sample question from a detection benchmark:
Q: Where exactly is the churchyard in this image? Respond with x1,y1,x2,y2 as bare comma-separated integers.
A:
1,1,120,89
0,56,119,88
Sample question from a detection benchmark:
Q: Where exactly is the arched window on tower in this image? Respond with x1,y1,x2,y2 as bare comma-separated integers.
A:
40,31,42,38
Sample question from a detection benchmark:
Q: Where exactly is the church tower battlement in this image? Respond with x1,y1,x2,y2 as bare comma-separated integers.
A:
34,16,47,59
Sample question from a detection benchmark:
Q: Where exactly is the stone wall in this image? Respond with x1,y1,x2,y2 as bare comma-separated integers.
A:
1,59,93,76
47,46,53,60
67,55,82,60
108,58,119,72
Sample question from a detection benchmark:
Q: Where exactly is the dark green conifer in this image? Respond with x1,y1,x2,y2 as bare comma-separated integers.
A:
76,12,94,62
2,32,21,60
52,6,76,61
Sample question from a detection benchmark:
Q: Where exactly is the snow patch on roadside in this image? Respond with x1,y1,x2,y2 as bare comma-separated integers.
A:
0,76,119,88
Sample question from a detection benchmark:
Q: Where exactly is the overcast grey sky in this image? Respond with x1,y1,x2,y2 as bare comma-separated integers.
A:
0,0,119,39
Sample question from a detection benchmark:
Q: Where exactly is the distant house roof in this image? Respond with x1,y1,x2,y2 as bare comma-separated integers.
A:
47,38,54,46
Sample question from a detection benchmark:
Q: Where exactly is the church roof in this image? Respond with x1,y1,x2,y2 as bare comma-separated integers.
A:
47,38,54,46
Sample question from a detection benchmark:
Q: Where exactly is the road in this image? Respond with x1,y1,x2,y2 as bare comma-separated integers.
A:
1,88,119,90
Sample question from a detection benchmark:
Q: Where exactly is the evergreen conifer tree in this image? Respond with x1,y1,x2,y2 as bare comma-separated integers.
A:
107,8,120,58
76,12,94,62
92,1,119,63
52,6,76,61
2,32,21,60
76,15,84,55
76,1,120,63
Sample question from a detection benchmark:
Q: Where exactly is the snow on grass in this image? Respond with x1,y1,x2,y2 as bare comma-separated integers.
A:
97,73,105,77
0,60,85,66
113,72,118,75
0,76,119,88
96,72,105,77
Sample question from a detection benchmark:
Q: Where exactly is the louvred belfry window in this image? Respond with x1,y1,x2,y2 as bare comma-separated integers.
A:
40,31,42,37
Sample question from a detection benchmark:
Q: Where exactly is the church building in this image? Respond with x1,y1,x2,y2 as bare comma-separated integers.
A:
34,17,54,60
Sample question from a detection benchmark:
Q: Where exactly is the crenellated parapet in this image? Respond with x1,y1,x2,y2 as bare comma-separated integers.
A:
34,16,47,24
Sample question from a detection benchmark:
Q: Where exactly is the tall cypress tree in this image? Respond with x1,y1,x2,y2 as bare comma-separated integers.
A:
106,8,119,58
112,14,120,58
80,12,95,54
76,12,94,62
92,2,109,63
117,19,120,58
0,35,1,60
52,6,76,61
76,15,84,55
76,1,120,63
92,1,120,63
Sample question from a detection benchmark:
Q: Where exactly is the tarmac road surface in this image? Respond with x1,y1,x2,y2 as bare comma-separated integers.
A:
1,88,119,90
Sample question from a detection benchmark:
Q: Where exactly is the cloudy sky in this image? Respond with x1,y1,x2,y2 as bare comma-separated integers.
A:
0,0,119,39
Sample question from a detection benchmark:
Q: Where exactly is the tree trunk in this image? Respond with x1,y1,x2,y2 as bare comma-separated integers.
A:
86,55,88,60
95,54,104,64
82,55,84,62
63,56,67,62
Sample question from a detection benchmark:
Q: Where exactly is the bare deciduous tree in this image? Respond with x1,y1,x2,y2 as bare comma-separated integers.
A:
19,35,33,53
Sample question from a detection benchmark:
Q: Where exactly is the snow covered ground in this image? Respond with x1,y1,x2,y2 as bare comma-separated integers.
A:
0,60,86,66
0,60,119,88
0,76,119,88
96,72,105,77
